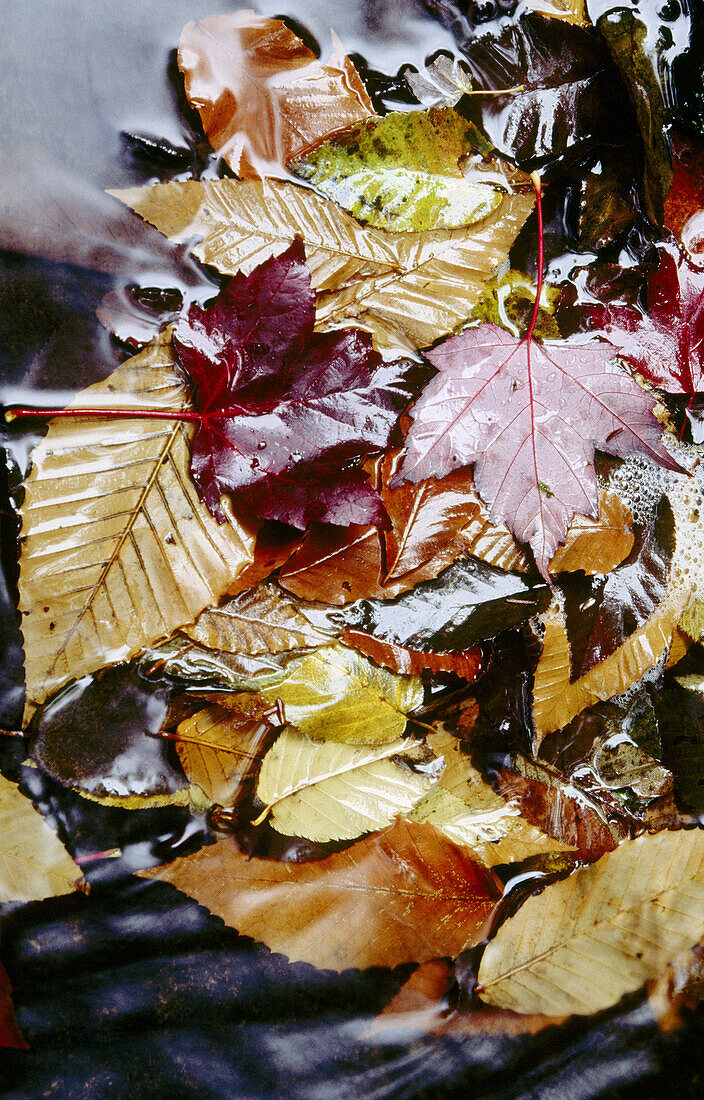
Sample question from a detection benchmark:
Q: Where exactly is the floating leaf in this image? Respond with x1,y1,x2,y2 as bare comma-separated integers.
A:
665,132,704,258
140,636,297,693
477,829,704,1016
255,727,440,842
182,584,334,656
404,55,475,108
175,699,275,807
0,773,79,902
177,13,373,178
255,644,424,745
17,332,255,713
292,107,515,232
139,819,500,970
410,732,574,867
111,178,534,357
524,0,586,24
340,628,484,680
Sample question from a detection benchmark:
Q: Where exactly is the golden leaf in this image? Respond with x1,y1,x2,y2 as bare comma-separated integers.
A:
174,698,274,807
18,333,256,714
0,774,78,902
182,583,334,656
256,643,424,744
523,0,587,24
410,732,574,867
477,829,704,1016
110,178,534,356
255,727,439,841
139,818,500,970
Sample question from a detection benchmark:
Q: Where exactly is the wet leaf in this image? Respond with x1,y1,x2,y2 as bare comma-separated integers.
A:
111,178,534,357
0,962,28,1050
139,818,500,970
657,680,704,813
403,56,475,109
255,644,424,745
397,323,677,580
255,727,440,842
292,107,517,233
172,239,418,529
409,732,574,867
18,331,255,714
177,13,373,178
140,636,298,693
0,773,79,902
174,699,275,807
665,132,704,259
524,0,586,24
337,557,551,651
182,584,334,656
477,829,704,1016
340,628,484,680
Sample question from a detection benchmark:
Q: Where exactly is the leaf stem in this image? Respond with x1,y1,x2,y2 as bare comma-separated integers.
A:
4,406,201,424
525,171,543,343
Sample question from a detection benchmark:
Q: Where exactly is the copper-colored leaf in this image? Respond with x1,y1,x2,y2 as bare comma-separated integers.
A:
0,774,79,902
139,819,500,970
17,332,256,714
175,699,275,807
341,628,484,680
182,584,334,656
178,13,373,178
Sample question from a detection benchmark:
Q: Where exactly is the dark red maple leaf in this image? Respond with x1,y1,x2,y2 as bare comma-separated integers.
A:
594,242,704,395
172,238,418,528
396,323,678,580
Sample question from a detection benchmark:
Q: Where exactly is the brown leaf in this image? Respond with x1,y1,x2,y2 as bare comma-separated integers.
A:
182,583,333,656
178,13,373,178
340,628,484,680
139,819,500,970
174,699,275,807
0,962,28,1050
225,524,304,597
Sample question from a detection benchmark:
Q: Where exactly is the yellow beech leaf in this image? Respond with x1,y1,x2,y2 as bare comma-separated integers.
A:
0,773,79,902
523,0,587,24
410,732,574,867
17,332,256,715
175,699,275,806
256,644,424,744
109,178,534,357
139,818,500,970
255,727,440,841
181,583,334,656
477,828,704,1017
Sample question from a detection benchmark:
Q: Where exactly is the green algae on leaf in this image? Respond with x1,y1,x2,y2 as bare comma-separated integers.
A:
291,107,518,232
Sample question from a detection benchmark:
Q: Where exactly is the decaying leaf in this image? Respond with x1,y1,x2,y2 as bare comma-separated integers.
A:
18,332,255,713
110,178,534,356
255,644,424,744
139,818,500,970
410,732,574,867
177,13,373,178
175,698,275,807
0,773,79,902
403,55,475,109
477,828,704,1016
182,584,334,656
255,727,441,842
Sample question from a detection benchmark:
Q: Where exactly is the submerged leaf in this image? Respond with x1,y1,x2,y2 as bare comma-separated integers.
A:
182,584,334,656
0,963,28,1050
403,55,475,109
139,818,500,970
140,636,297,692
255,727,440,842
178,13,373,178
478,829,704,1016
0,774,78,902
175,699,275,807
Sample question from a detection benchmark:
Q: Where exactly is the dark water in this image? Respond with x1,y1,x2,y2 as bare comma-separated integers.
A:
2,1,704,1096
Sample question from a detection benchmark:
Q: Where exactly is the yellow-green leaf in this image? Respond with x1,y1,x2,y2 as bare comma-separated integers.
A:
0,774,79,902
477,829,704,1016
256,727,440,841
18,332,255,715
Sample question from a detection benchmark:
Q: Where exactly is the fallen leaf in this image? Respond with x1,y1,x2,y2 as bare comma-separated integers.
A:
396,322,677,580
523,0,586,24
0,773,79,902
256,644,424,745
292,107,516,232
665,131,704,260
409,732,574,867
255,727,440,842
172,238,418,528
546,490,634,574
340,628,484,680
18,331,255,713
140,636,297,692
224,523,304,597
477,828,704,1016
403,56,476,109
0,963,28,1050
175,699,275,807
139,818,500,970
110,178,534,357
177,12,373,178
278,523,387,605
182,583,334,656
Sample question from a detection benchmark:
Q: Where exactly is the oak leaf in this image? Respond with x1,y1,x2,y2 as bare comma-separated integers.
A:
18,332,255,713
139,818,500,970
182,583,334,656
255,727,440,842
397,323,678,579
0,774,79,902
177,12,373,178
477,829,704,1016
110,178,534,357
